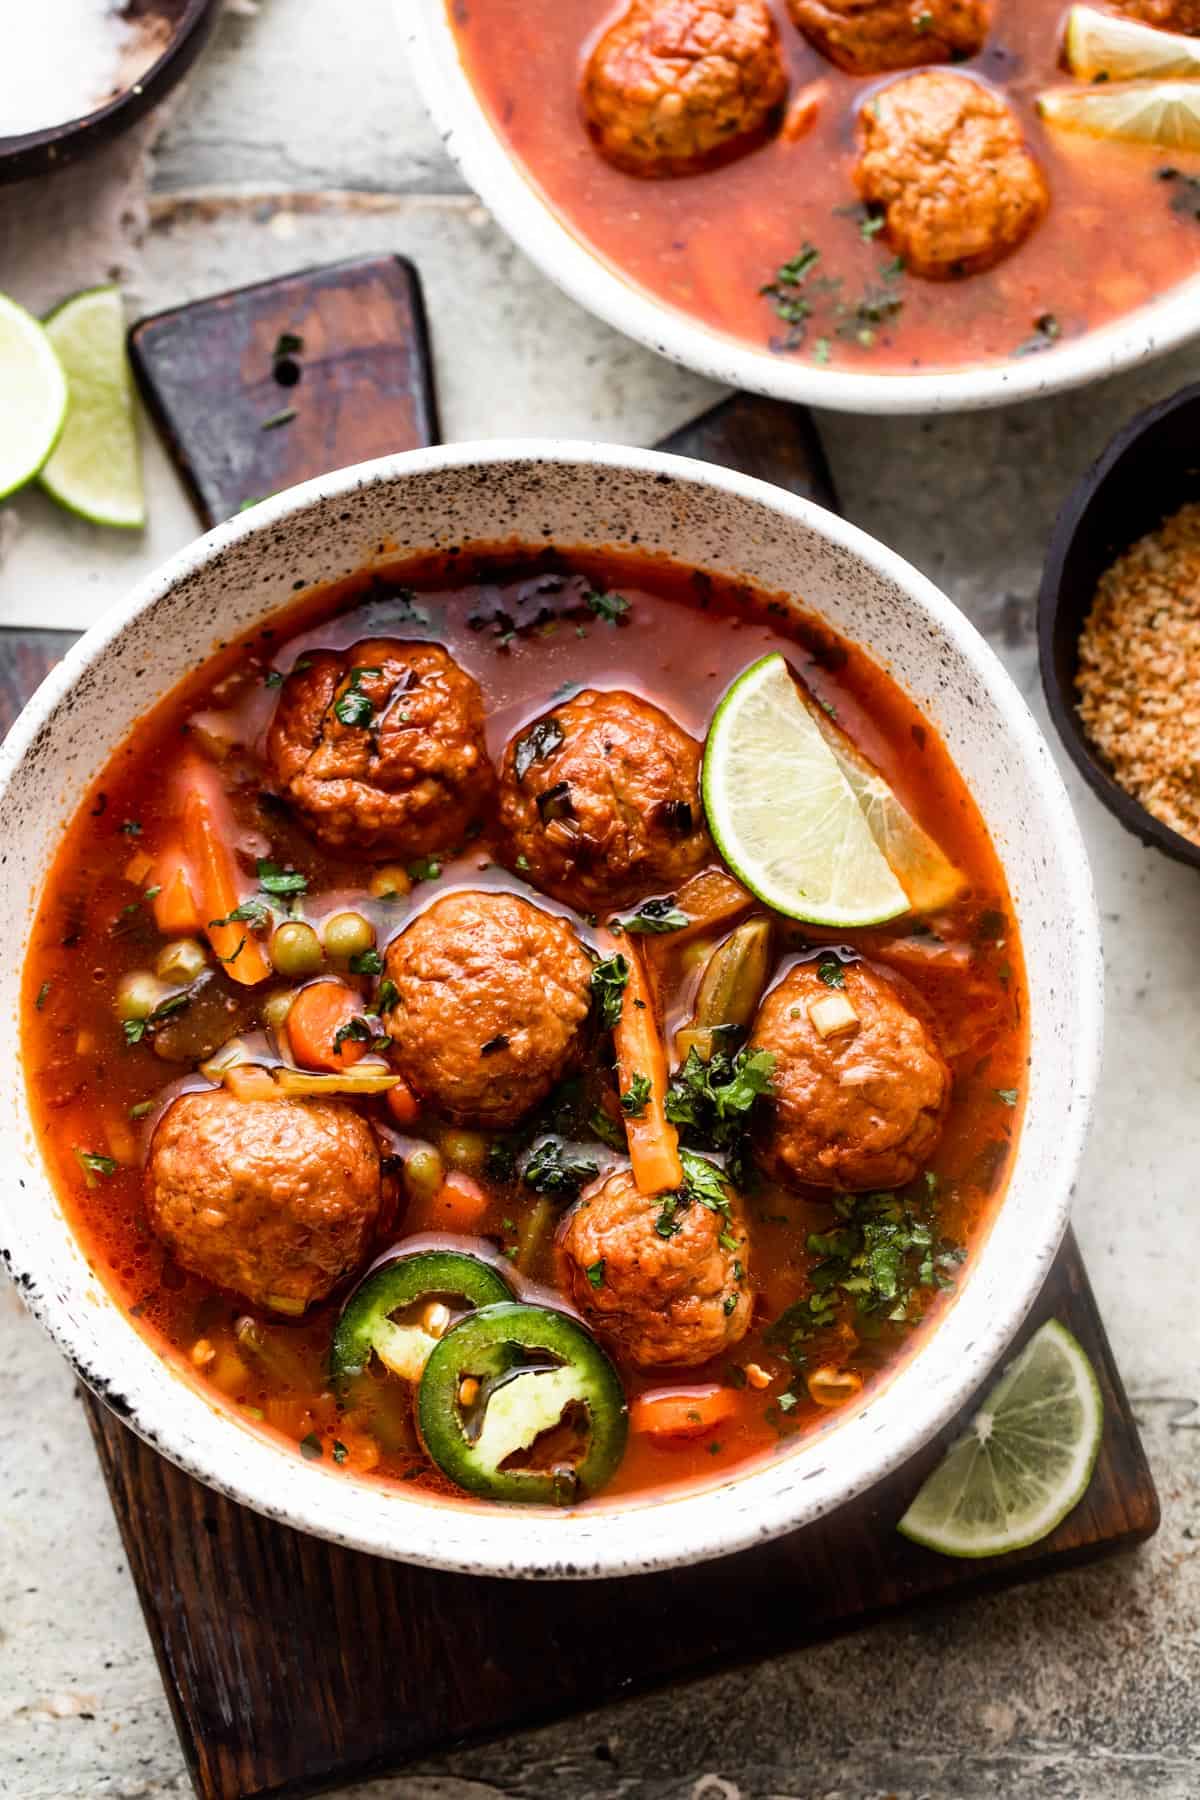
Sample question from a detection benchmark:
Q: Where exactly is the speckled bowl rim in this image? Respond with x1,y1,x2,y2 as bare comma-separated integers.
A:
402,0,1200,417
0,441,1103,1579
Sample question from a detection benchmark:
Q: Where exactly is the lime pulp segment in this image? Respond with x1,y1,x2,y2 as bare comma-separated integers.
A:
0,292,68,502
702,652,910,928
1064,5,1200,80
897,1320,1104,1558
40,285,145,529
1038,81,1200,150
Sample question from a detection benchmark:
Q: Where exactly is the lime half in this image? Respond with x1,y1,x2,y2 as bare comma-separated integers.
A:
0,292,68,503
40,286,145,529
1039,81,1200,149
898,1321,1104,1558
702,652,909,927
1064,5,1200,80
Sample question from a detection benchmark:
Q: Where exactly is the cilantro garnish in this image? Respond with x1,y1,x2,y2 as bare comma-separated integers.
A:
333,666,381,729
586,1259,606,1289
620,1071,652,1117
376,977,399,1014
521,1137,598,1200
590,952,629,1029
617,896,689,935
349,948,384,976
584,587,631,625
817,957,846,988
73,1147,117,1183
256,859,308,899
123,990,191,1045
332,1016,374,1055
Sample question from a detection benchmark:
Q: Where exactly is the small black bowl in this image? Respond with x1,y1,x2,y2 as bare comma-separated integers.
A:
1039,381,1200,872
0,0,219,186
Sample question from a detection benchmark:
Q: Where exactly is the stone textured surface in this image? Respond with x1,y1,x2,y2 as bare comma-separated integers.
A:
1,0,1199,1794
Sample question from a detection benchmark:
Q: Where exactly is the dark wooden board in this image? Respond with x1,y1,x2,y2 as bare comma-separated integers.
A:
129,255,440,526
2,254,1158,1800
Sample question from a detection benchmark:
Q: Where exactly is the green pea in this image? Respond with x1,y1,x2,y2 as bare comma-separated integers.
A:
437,1128,489,1174
115,970,169,1022
155,937,208,984
270,920,323,978
322,910,376,961
403,1145,445,1205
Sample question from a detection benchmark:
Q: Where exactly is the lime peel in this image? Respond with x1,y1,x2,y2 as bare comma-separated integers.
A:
1063,5,1200,80
898,1320,1104,1558
0,292,68,503
1038,80,1200,151
702,652,910,928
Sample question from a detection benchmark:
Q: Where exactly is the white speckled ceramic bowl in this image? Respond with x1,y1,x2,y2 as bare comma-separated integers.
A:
402,0,1200,415
0,443,1102,1578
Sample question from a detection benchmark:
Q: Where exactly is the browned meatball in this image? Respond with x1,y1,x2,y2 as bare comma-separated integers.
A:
788,0,988,74
382,890,593,1128
854,72,1047,280
751,960,949,1192
146,1091,381,1312
582,0,787,177
1112,0,1200,27
497,689,711,913
562,1168,752,1367
267,638,492,857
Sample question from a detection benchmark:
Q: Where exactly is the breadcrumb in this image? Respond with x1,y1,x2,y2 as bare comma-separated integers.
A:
1076,501,1200,845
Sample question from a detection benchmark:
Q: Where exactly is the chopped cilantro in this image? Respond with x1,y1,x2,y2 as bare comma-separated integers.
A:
620,1071,652,1117
407,857,441,883
332,1016,374,1055
588,1107,626,1152
273,331,304,360
617,896,689,935
817,957,846,988
376,977,399,1014
585,1259,606,1289
34,980,50,1010
654,1194,685,1239
521,1137,598,1200
333,666,381,729
777,1391,798,1414
723,1295,737,1316
256,859,308,899
73,1147,117,1184
591,952,630,1029
332,1439,349,1465
210,896,273,930
123,990,191,1045
263,669,284,689
585,587,631,625
349,948,384,976
665,1045,775,1172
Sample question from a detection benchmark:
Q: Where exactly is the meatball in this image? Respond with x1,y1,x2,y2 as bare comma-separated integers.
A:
787,0,988,75
382,890,593,1128
267,638,492,857
146,1091,381,1312
562,1167,752,1367
582,0,787,177
751,959,949,1192
497,688,711,913
853,72,1047,279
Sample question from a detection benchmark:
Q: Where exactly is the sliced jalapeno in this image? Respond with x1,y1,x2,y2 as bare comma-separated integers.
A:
330,1250,512,1387
417,1301,628,1505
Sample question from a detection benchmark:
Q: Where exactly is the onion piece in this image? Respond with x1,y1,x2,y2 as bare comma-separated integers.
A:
807,993,860,1040
273,1065,401,1096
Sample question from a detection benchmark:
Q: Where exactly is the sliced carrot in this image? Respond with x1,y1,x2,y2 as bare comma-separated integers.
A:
224,1065,280,1103
385,1076,421,1129
609,934,683,1196
177,755,271,986
285,980,368,1073
152,853,202,935
672,867,754,943
630,1386,739,1439
415,1171,490,1234
123,847,155,886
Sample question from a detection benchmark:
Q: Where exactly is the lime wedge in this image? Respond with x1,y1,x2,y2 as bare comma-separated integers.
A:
807,697,965,914
1038,80,1200,149
898,1321,1104,1558
39,286,145,529
702,653,909,927
1064,5,1200,80
0,292,68,503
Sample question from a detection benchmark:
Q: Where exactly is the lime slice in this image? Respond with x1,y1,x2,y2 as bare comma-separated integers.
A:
1038,80,1200,149
807,697,965,914
1063,5,1200,80
0,292,68,503
898,1321,1104,1558
39,286,145,529
702,653,909,927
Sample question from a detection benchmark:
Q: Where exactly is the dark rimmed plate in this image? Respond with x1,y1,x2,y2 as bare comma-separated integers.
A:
0,0,219,186
1039,380,1200,872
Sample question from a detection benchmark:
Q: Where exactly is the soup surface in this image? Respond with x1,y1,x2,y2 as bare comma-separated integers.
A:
23,549,1026,1508
448,0,1200,374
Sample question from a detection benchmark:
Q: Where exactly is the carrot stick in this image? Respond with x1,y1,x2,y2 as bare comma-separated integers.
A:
285,981,368,1072
409,1171,490,1235
630,1386,739,1439
152,852,202,936
609,934,683,1196
177,756,271,985
671,867,754,944
385,1076,421,1129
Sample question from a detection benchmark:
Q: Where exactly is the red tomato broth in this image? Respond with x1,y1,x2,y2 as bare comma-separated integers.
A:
21,547,1027,1507
448,0,1200,374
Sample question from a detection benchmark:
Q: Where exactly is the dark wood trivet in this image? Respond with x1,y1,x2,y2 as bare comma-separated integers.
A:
1,254,1157,1800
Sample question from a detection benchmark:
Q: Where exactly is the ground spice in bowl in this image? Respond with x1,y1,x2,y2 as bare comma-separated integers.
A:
1076,501,1200,847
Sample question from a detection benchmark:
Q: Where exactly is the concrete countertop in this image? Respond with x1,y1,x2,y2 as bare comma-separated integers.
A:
0,2,1197,1795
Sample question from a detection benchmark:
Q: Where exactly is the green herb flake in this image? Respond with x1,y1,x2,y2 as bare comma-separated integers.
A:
521,1137,599,1200
620,1071,652,1117
617,896,690,935
332,1439,349,1465
332,1016,374,1055
349,948,384,976
585,1259,606,1289
777,1391,798,1414
261,407,297,432
590,952,630,1030
376,977,399,1014
817,957,846,988
256,859,308,899
34,980,51,1010
655,1195,684,1239
263,669,284,689
128,1100,155,1120
273,331,304,361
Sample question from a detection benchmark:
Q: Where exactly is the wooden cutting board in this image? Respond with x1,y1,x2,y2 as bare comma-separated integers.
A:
2,254,1157,1800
